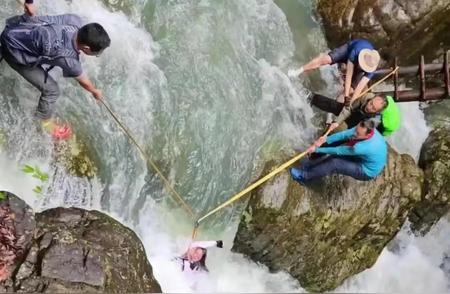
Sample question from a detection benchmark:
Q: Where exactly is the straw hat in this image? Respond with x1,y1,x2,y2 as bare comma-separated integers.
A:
358,49,380,73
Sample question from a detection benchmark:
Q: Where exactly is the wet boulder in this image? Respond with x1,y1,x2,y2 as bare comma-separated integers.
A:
232,148,423,292
0,198,161,293
409,124,450,234
0,192,35,285
315,0,450,63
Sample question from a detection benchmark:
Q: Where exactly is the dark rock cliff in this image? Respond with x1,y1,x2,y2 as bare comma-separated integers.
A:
0,194,161,293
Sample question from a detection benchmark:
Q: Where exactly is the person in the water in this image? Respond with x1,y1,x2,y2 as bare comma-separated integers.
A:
178,240,223,272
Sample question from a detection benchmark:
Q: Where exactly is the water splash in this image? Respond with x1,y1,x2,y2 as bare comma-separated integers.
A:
1,0,312,292
0,0,442,292
338,220,450,292
386,102,430,161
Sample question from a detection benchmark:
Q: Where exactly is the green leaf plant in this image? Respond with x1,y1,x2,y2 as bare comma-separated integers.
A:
21,165,49,195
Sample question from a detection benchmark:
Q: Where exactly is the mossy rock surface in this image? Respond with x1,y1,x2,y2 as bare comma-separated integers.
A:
232,147,423,292
409,124,450,234
54,138,98,179
315,0,450,63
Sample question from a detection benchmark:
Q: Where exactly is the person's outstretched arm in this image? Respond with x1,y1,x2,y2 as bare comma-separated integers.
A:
325,128,355,145
351,76,370,103
75,74,103,100
191,241,223,249
316,142,368,157
344,60,354,100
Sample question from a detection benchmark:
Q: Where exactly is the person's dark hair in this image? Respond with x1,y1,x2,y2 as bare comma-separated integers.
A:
189,248,209,272
359,118,376,135
78,23,111,53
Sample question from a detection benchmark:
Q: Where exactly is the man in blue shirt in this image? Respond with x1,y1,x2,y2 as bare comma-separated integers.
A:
289,39,380,106
290,119,387,183
0,0,110,131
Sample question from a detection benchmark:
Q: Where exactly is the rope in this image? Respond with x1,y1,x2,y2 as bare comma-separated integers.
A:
356,66,399,98
99,67,398,240
16,0,400,246
11,0,195,219
99,99,196,218
193,67,399,226
13,0,195,218
196,150,308,224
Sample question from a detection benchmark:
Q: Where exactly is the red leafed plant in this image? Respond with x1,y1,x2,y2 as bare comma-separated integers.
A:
0,203,25,282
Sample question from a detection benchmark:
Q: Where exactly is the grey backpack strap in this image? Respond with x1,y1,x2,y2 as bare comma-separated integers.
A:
44,65,55,83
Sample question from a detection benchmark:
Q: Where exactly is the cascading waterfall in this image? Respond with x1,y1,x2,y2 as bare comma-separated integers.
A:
0,0,447,292
338,219,450,293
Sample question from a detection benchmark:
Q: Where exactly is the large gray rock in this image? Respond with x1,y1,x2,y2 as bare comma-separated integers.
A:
1,203,161,293
315,0,450,63
409,124,450,234
232,148,423,292
0,192,35,285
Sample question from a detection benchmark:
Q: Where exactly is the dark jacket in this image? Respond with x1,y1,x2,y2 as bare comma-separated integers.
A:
335,93,377,125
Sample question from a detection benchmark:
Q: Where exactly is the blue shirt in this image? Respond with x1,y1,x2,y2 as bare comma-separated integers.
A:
316,127,388,178
347,39,375,79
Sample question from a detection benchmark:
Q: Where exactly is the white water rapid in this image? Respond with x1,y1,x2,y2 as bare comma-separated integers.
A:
1,0,446,293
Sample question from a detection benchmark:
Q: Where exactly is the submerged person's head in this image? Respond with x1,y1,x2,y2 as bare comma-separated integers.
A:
77,23,111,56
187,247,209,272
365,95,388,113
354,119,376,140
188,247,206,262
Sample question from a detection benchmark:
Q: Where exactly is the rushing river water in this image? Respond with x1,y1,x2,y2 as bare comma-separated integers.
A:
1,0,448,292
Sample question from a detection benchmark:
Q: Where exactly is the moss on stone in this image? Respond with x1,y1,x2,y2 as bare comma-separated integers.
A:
410,125,450,234
2,206,162,293
54,136,98,179
233,148,423,292
316,0,450,63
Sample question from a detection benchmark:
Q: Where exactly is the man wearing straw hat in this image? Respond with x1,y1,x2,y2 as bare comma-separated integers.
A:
289,39,381,106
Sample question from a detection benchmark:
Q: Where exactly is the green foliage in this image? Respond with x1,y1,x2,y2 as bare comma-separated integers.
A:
22,164,49,195
32,186,43,194
22,165,35,174
0,191,6,200
33,166,49,182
